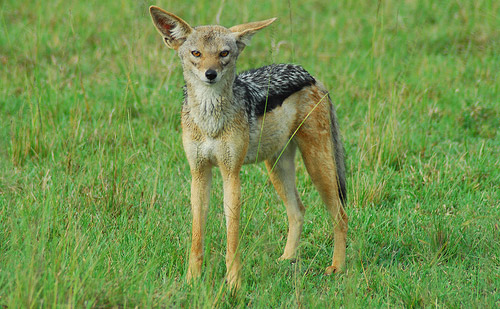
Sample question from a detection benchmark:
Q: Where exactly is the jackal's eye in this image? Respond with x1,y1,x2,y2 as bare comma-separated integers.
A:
191,50,201,57
220,50,229,57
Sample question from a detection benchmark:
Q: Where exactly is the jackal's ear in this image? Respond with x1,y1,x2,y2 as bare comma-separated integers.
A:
150,6,193,50
230,18,277,51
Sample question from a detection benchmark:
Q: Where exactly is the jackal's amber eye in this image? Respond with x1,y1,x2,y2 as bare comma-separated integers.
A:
191,50,201,57
220,50,229,57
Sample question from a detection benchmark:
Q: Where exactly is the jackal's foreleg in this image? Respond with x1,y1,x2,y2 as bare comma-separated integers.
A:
220,166,242,290
187,166,212,283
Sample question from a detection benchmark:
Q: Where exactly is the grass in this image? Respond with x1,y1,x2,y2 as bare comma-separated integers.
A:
1,0,499,306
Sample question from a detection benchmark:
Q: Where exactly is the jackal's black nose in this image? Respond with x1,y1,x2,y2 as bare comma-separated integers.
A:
205,69,217,81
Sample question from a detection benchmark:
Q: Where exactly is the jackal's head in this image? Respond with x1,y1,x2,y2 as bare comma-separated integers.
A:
150,6,275,85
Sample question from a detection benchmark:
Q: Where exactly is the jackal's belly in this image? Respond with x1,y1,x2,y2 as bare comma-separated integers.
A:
244,102,297,164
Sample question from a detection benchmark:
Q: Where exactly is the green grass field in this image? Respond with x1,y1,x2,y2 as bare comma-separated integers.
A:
1,0,499,306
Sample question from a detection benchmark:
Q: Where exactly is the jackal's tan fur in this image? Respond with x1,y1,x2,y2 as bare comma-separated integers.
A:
150,6,348,290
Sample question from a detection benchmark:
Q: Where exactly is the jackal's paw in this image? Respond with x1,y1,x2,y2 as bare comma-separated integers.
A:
324,265,344,275
186,267,201,284
277,253,297,262
226,273,241,292
186,272,195,285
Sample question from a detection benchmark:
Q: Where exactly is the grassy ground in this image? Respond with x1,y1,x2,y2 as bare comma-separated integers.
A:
1,0,499,306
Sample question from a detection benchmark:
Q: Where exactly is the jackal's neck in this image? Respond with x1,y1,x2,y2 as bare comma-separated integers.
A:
184,72,238,137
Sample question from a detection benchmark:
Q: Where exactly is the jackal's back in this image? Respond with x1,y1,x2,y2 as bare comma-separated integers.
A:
234,64,316,117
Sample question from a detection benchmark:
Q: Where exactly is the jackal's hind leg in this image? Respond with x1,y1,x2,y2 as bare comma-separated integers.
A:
265,143,306,261
296,132,348,274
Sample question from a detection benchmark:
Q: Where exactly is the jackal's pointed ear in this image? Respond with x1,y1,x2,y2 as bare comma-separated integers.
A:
150,6,193,50
230,18,277,52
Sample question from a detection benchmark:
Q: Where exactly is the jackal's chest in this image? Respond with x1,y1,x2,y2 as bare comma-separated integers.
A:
183,133,249,167
182,110,250,167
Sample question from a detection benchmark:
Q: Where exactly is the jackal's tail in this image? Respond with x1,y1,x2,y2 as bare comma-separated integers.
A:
329,98,347,205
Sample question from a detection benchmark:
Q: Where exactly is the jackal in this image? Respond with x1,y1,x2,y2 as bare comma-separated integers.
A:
149,6,348,290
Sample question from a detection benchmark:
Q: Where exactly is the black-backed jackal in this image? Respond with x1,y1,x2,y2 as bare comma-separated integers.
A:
149,6,348,290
